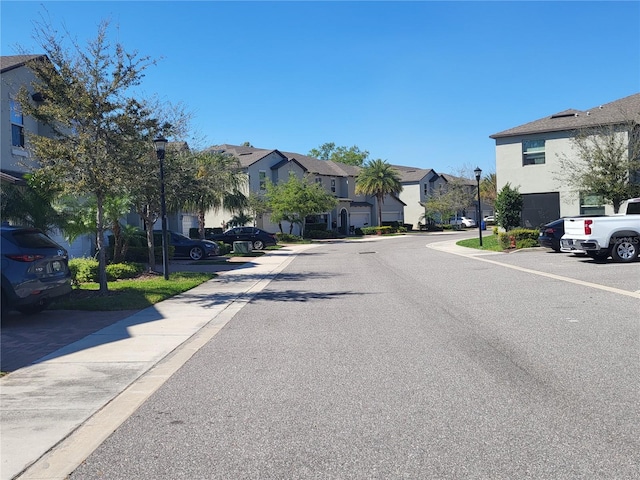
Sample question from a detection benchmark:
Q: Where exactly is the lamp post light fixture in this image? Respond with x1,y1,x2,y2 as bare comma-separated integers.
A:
474,166,483,247
154,136,170,280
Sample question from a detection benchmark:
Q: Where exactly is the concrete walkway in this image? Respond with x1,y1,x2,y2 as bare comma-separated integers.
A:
0,244,316,480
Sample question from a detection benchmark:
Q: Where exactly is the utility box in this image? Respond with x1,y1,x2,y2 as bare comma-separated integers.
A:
233,241,253,254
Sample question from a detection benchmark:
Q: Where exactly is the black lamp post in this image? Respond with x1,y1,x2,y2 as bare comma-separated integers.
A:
474,166,483,247
154,136,170,280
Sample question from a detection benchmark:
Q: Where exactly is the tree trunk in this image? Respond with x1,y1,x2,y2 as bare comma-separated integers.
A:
198,209,206,239
95,194,109,294
111,219,123,263
145,217,156,272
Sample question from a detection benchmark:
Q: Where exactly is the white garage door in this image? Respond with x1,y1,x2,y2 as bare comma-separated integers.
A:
350,212,370,228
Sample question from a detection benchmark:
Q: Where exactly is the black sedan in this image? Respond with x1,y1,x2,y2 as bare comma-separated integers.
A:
207,227,277,250
538,219,564,252
153,230,219,260
1,225,73,315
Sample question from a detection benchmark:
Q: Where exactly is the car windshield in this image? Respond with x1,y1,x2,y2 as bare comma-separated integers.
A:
7,231,62,249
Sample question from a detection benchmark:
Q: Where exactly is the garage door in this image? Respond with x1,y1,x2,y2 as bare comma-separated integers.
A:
350,212,370,228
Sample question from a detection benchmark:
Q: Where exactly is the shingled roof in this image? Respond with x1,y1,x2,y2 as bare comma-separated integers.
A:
391,165,434,183
206,144,361,177
0,55,46,73
490,93,640,139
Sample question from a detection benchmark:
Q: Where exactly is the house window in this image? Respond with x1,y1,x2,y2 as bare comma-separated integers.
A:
331,178,336,193
315,177,322,185
259,170,266,191
523,139,545,165
423,183,429,197
580,193,605,215
10,100,24,148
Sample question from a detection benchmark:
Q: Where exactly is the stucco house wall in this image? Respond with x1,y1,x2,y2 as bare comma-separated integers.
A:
491,93,640,227
1,55,49,178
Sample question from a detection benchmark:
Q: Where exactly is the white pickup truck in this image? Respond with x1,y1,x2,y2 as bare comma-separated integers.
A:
560,198,640,262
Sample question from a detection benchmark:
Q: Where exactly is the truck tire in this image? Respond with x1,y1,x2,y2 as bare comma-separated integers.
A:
586,250,610,261
611,237,639,263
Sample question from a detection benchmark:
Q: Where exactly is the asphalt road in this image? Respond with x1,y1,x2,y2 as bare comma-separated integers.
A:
69,234,639,479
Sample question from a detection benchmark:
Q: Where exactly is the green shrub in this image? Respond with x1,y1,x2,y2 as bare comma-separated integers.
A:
305,229,336,239
216,242,232,255
498,228,539,249
276,233,304,243
69,258,99,284
362,226,393,235
106,262,145,281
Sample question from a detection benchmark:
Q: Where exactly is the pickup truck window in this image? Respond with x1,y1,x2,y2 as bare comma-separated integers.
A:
627,202,640,214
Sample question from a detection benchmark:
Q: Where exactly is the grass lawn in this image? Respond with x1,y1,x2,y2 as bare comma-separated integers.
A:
51,271,216,311
456,233,503,252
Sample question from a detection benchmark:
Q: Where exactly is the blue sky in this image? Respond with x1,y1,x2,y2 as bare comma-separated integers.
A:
2,1,639,177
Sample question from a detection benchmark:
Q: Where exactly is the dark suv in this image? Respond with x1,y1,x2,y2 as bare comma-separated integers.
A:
1,226,73,315
207,227,277,250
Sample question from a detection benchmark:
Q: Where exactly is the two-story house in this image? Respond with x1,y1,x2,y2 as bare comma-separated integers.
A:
490,93,640,228
1,55,49,184
1,54,94,256
200,144,405,235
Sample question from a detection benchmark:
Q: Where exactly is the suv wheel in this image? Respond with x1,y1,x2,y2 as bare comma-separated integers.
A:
253,240,264,250
189,246,204,260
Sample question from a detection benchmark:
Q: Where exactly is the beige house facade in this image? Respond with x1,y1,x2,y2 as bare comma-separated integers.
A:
198,144,406,235
491,93,640,228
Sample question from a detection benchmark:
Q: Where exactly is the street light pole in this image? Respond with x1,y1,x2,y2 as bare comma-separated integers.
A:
474,166,483,247
154,136,170,280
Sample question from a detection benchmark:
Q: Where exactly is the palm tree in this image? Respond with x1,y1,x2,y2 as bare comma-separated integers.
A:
355,159,403,226
181,151,247,239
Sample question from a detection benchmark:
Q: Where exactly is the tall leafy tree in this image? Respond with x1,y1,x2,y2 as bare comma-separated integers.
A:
16,19,157,293
180,151,247,240
246,191,269,227
494,183,523,230
556,121,640,213
355,159,403,226
266,174,338,236
309,142,369,166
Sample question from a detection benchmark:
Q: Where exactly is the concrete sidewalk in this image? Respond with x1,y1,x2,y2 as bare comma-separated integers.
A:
0,244,316,480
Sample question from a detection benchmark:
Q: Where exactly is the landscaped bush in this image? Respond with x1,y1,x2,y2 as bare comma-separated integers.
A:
361,226,393,235
69,258,147,284
304,229,337,239
216,241,232,255
276,233,304,243
105,262,145,281
498,228,540,249
69,258,99,284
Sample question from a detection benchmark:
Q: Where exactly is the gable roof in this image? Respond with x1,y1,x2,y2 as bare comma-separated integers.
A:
391,165,435,183
490,93,640,139
205,144,285,168
206,144,360,177
0,55,47,74
279,152,361,177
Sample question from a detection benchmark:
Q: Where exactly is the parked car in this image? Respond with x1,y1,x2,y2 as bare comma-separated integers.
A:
561,198,640,262
207,226,277,250
538,218,564,252
449,217,476,228
483,215,495,225
1,225,73,315
153,230,219,260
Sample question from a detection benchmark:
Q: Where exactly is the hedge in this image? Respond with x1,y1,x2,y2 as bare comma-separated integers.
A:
497,228,540,249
